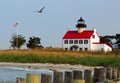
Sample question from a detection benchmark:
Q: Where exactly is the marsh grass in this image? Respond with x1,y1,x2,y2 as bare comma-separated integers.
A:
0,48,120,66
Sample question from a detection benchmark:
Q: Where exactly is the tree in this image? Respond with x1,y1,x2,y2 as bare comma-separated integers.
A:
116,34,120,43
10,34,26,49
27,36,43,49
100,35,116,44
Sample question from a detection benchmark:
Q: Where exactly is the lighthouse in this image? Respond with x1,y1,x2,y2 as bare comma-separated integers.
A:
76,17,87,33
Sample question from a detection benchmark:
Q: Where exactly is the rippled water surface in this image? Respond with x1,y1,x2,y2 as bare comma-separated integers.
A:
0,67,53,82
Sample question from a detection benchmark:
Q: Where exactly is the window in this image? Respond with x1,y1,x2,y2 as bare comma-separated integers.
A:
79,48,82,51
85,48,88,51
84,40,88,44
65,48,68,50
118,44,120,48
69,40,73,44
74,40,78,44
92,35,95,38
79,40,83,44
101,48,103,51
64,40,68,44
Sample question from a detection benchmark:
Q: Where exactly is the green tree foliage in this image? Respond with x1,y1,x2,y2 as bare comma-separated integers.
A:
100,34,120,49
10,34,26,49
27,36,43,49
116,34,120,43
100,35,116,44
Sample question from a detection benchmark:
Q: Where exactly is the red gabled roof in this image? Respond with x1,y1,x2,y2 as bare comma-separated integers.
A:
63,30,94,39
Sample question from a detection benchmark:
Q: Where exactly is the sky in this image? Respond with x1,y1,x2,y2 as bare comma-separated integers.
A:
0,0,120,49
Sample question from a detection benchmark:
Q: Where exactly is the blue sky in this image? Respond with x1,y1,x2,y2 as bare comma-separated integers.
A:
0,0,120,49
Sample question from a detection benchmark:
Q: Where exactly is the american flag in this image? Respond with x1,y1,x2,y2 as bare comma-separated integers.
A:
14,23,18,28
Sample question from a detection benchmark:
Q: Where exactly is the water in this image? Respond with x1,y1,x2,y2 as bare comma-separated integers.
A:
0,67,53,82
0,66,87,83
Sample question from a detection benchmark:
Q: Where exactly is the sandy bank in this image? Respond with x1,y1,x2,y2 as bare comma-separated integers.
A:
0,62,102,71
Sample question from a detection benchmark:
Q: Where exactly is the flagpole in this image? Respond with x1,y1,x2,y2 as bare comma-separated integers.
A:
14,23,19,49
16,26,18,49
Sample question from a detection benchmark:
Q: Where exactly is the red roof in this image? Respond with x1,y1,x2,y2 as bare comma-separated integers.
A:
63,30,94,39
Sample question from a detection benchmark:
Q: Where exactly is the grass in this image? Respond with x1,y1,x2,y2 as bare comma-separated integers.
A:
0,48,120,67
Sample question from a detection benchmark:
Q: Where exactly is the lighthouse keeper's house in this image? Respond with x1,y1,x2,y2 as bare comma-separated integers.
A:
62,17,112,51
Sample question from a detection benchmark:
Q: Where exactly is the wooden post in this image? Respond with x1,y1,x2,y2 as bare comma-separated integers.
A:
53,71,63,83
117,67,120,78
94,68,100,83
26,73,40,83
84,70,92,83
72,80,85,83
112,67,118,79
41,74,52,83
99,68,106,82
106,67,113,80
64,71,73,83
73,70,83,79
16,78,25,83
94,68,106,83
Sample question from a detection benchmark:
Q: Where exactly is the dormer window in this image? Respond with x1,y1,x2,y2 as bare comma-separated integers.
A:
92,35,95,38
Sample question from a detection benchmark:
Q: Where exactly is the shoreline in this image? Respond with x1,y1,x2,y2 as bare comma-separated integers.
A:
0,62,102,70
